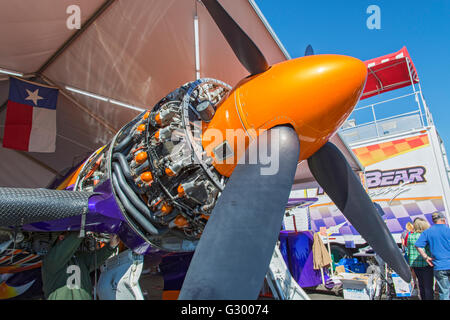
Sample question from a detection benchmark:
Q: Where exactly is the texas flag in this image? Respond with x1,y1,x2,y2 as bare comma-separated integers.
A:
2,77,58,152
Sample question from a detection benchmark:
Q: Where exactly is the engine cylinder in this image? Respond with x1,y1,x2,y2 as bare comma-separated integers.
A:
79,79,231,251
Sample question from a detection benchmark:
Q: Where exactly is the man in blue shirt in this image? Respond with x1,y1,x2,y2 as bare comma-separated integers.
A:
415,212,450,300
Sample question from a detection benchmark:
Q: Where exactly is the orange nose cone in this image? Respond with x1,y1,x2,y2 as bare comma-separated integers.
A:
203,54,368,176
237,55,368,143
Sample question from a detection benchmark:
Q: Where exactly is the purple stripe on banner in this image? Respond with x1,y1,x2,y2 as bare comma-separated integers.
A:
403,202,422,216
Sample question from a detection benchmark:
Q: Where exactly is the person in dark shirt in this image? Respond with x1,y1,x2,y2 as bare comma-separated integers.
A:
41,232,119,300
415,212,450,300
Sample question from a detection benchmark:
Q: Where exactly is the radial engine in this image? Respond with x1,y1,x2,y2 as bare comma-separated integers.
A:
74,79,232,251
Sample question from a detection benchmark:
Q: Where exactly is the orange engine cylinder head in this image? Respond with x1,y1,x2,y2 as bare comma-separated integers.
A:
165,167,176,177
177,184,185,197
154,113,162,125
137,124,146,133
140,171,153,183
174,215,188,228
135,152,148,164
161,203,173,215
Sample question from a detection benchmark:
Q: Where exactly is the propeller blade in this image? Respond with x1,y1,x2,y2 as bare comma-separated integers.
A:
179,126,300,299
201,0,269,75
304,44,314,56
0,187,93,227
307,142,411,282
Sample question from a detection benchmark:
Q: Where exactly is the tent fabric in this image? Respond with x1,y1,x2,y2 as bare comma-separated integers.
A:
361,46,419,100
42,0,290,114
0,0,105,74
0,0,361,189
0,0,289,188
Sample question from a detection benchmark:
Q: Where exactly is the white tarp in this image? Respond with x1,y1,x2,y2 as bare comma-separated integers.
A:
0,0,361,188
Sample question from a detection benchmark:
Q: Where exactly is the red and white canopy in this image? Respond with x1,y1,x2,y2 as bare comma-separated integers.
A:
361,46,419,100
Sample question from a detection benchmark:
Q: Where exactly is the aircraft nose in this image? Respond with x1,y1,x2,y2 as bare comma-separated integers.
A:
305,54,368,125
317,54,368,101
201,54,368,176
237,54,367,131
233,54,368,159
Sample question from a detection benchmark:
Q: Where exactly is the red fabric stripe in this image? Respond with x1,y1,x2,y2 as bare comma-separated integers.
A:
2,100,33,151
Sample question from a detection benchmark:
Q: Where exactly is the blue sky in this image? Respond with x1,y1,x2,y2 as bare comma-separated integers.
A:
255,0,450,151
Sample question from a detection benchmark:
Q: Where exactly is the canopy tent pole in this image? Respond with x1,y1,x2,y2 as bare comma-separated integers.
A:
34,0,118,137
39,75,117,135
0,73,35,82
194,15,201,80
405,57,424,127
35,0,117,75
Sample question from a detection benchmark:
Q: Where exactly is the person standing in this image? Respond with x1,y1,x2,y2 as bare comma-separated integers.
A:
407,218,433,300
415,212,450,300
41,232,120,300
